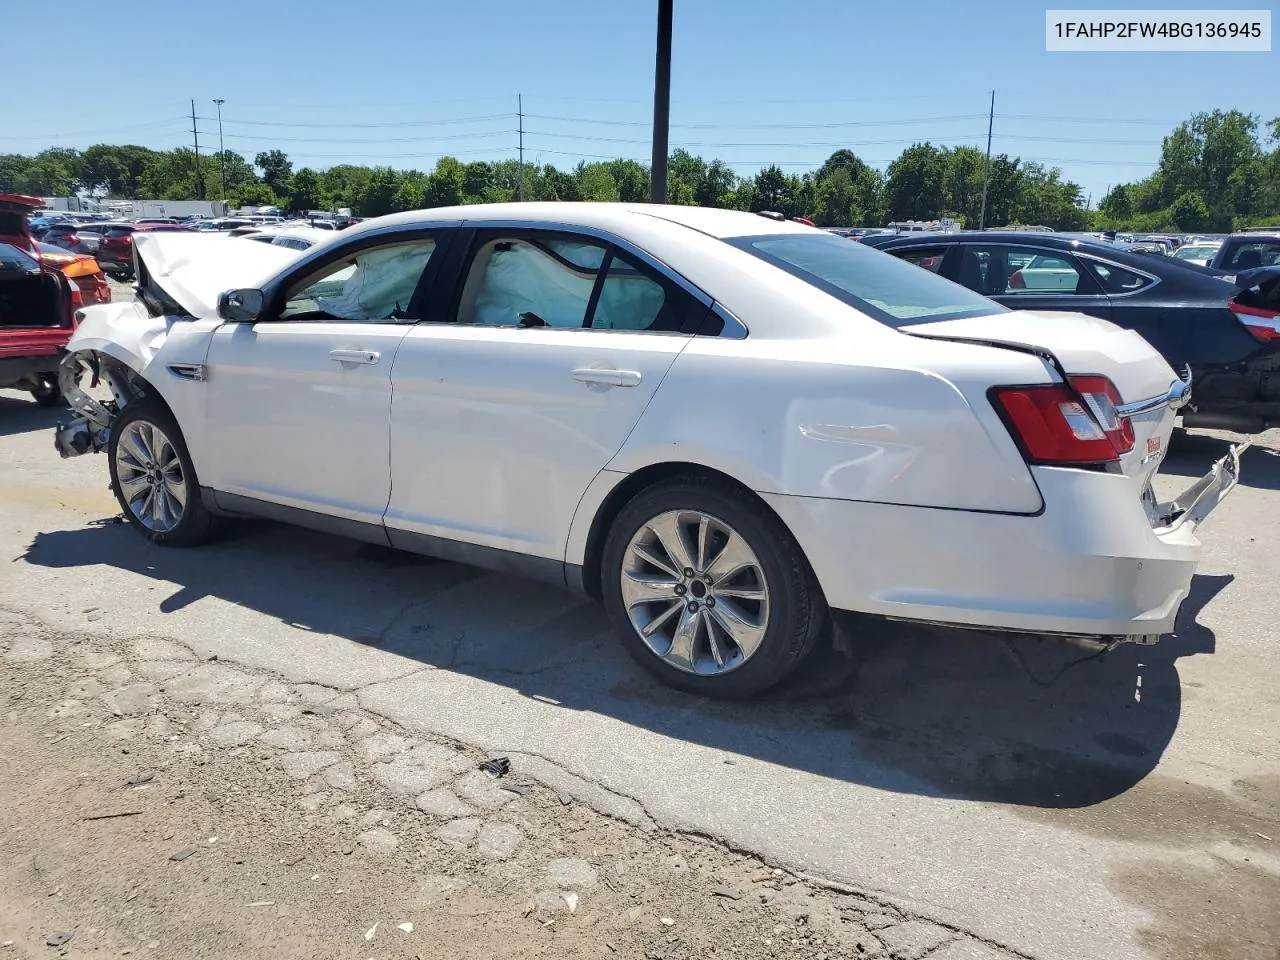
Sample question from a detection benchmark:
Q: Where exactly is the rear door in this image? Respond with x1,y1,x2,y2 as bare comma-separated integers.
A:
385,227,708,561
954,241,1114,321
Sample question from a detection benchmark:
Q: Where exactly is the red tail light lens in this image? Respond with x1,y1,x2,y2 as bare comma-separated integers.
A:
68,285,83,310
1229,301,1280,342
1008,269,1026,289
993,375,1131,464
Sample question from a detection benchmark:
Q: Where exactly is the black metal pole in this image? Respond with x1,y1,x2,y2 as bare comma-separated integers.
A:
650,0,672,203
213,99,226,202
190,99,204,201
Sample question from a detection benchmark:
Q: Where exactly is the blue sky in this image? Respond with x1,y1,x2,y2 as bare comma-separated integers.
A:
4,0,1276,203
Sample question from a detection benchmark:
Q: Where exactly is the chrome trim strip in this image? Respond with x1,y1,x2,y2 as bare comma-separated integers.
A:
1116,365,1193,417
709,301,748,339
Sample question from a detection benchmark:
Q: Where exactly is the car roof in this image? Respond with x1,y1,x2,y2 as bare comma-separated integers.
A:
336,202,817,242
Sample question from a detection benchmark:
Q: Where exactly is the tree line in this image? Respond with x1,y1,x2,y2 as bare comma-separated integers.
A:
2,109,1276,231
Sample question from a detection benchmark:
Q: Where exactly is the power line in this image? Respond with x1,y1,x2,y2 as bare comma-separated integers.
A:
525,112,990,130
194,113,509,129
205,129,513,144
525,130,988,148
997,113,1181,124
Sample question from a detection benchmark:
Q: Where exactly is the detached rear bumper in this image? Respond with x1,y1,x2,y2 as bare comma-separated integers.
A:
765,444,1244,641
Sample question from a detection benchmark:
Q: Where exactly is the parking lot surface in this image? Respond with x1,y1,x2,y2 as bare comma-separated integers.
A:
1,290,1277,958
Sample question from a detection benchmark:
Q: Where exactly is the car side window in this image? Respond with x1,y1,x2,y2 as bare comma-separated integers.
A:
1225,241,1280,269
956,245,1090,296
894,247,949,274
459,237,606,328
1084,259,1153,294
457,234,696,332
280,239,436,322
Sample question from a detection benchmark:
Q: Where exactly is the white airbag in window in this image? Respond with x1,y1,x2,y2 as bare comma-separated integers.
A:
317,244,430,321
473,244,594,327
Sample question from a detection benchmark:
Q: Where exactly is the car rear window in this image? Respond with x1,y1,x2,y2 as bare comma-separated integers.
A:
728,233,1004,326
104,226,135,237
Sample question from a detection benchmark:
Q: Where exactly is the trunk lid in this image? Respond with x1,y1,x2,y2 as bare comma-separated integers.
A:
901,309,1183,487
133,232,301,318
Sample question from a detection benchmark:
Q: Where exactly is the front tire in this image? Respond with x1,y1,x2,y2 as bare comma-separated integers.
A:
601,478,828,699
107,399,220,547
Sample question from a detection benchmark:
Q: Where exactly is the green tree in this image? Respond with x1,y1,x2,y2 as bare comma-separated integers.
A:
462,161,494,202
607,159,650,202
751,165,788,212
254,150,294,196
885,144,945,221
1169,190,1210,231
351,167,399,217
577,163,620,202
288,167,324,211
424,157,465,207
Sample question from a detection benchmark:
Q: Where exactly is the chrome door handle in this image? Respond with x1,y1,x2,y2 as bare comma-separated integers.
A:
329,348,380,365
573,367,642,387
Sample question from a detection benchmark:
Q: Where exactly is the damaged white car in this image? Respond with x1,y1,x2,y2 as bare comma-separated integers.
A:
55,204,1244,698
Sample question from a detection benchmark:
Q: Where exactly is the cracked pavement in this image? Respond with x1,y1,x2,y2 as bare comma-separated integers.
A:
2,344,1279,959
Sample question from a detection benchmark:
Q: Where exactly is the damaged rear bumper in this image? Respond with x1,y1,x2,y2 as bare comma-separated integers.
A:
764,442,1246,647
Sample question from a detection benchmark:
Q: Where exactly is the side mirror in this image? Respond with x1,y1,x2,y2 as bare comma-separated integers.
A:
218,288,265,322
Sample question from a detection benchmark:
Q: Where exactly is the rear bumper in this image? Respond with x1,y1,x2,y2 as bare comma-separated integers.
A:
765,447,1243,640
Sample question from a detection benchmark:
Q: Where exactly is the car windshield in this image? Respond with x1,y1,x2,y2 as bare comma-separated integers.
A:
1174,245,1218,260
727,232,1004,326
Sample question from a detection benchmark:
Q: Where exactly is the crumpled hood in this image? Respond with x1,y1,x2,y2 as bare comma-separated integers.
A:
134,232,301,317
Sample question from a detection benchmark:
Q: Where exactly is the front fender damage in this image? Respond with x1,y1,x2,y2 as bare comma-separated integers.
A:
53,351,146,458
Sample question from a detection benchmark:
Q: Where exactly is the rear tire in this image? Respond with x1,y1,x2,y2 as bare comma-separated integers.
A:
601,478,828,699
31,377,63,408
107,399,220,547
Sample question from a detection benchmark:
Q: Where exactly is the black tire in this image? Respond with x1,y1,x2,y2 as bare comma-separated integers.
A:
107,398,221,547
31,377,63,408
601,478,828,699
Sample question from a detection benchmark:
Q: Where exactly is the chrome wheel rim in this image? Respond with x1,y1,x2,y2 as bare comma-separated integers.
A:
621,510,770,676
115,420,187,533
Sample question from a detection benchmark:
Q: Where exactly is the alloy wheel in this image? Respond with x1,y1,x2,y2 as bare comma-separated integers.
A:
114,420,187,533
620,510,770,675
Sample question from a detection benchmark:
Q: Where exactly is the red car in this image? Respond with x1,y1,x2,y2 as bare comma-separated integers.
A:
97,221,192,281
0,193,77,406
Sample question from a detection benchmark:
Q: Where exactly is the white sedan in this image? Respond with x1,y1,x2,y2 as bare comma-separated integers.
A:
53,204,1243,697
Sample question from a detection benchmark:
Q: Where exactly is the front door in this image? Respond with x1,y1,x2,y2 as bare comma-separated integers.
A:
203,236,441,525
385,229,707,561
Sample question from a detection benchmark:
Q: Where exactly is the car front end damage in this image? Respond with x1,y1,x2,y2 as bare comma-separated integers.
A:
53,348,145,458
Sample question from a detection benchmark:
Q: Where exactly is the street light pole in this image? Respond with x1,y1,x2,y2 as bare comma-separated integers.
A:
213,99,227,202
650,0,673,203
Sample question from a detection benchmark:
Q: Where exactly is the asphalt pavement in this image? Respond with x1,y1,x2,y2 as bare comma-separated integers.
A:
1,306,1277,959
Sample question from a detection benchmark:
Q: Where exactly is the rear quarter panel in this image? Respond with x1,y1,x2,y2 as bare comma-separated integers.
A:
566,330,1054,565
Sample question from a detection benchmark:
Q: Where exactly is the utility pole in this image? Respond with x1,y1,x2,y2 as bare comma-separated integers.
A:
977,89,994,230
213,99,227,201
190,99,204,200
517,93,525,202
650,0,673,203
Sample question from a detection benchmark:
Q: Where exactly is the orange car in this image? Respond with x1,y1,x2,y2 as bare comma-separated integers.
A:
35,240,111,307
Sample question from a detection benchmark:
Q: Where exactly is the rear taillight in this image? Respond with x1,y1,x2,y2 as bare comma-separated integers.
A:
992,375,1132,465
65,233,80,246
1069,375,1134,455
69,285,83,310
1229,301,1280,342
